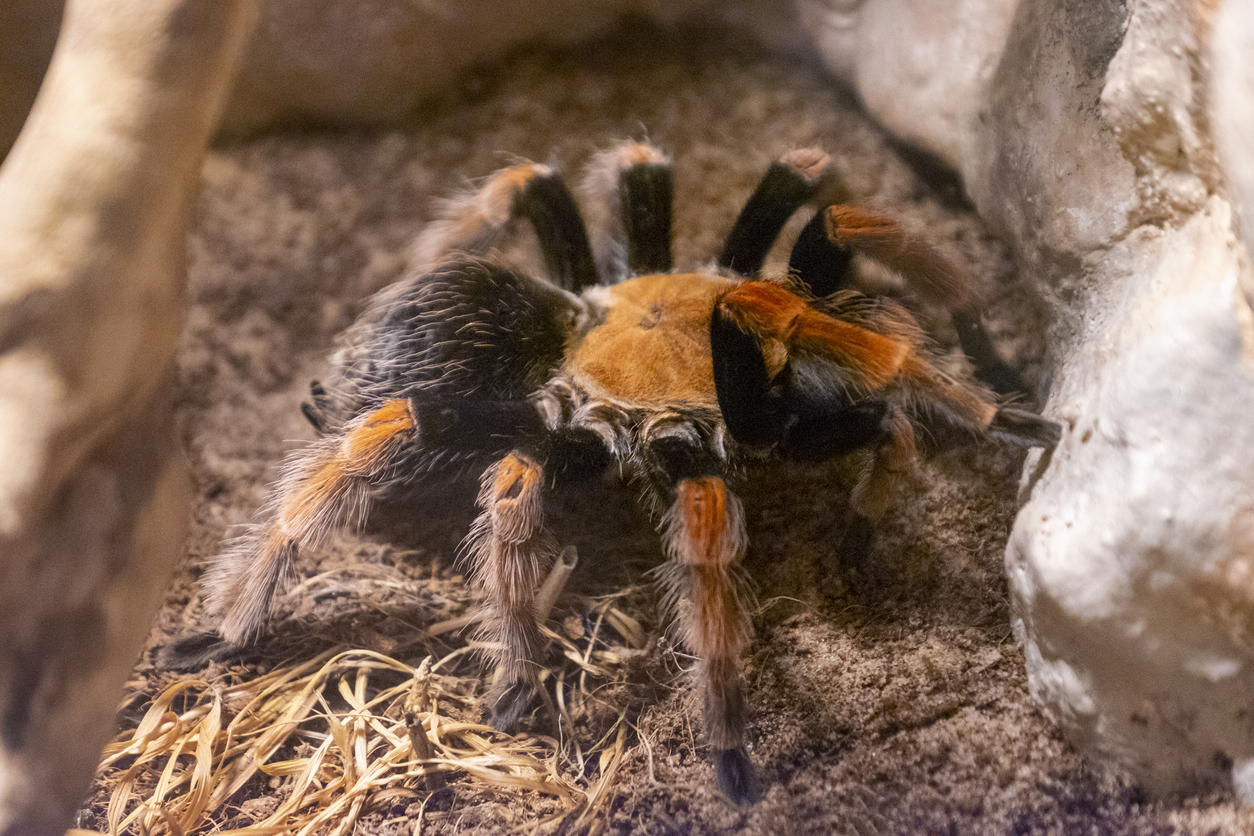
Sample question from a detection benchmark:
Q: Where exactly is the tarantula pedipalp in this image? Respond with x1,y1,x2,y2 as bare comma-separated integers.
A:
200,143,1060,804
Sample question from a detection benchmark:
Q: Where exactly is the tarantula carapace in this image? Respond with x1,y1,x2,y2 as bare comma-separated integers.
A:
201,143,1059,803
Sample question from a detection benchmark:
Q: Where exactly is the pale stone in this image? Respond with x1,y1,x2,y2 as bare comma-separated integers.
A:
1211,0,1254,366
0,1,258,831
803,0,1254,801
797,0,1017,172
1011,198,1254,795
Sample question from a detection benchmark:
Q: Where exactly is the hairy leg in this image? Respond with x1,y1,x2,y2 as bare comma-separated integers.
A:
718,147,834,276
652,476,758,803
207,398,417,644
814,205,1030,395
850,408,916,524
787,205,855,297
412,160,598,292
711,280,908,453
581,142,673,281
465,450,557,730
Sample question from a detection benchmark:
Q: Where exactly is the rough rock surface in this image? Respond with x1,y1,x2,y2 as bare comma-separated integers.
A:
797,0,1018,174
804,0,1254,802
0,1,258,832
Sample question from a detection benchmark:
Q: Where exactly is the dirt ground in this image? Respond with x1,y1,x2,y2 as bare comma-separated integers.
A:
81,23,1254,836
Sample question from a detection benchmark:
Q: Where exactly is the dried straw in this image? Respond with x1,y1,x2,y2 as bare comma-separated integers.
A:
92,562,650,836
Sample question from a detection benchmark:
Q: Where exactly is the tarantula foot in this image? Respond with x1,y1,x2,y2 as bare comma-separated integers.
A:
158,631,240,671
488,676,541,732
990,406,1063,451
715,747,761,805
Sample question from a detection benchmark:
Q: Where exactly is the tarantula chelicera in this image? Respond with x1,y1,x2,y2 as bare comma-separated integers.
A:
200,143,1059,803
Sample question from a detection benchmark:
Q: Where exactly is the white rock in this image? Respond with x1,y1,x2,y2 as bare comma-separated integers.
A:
1011,198,1254,796
797,0,1017,172
0,1,257,831
806,0,1254,800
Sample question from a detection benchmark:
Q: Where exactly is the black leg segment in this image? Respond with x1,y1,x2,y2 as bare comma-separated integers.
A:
951,307,1029,397
710,303,789,447
640,426,721,499
718,148,832,276
716,747,762,805
787,208,855,298
711,293,889,460
514,171,600,293
300,379,332,434
620,161,674,275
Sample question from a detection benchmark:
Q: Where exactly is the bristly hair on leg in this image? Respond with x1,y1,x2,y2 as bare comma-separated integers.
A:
580,141,673,283
850,408,917,523
823,205,979,310
410,161,598,292
462,451,557,730
206,399,416,645
651,479,753,677
410,162,555,274
648,478,759,803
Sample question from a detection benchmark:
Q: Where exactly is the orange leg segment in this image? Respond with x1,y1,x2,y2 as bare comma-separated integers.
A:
717,281,910,393
411,161,598,291
656,476,759,803
824,205,975,309
209,398,417,644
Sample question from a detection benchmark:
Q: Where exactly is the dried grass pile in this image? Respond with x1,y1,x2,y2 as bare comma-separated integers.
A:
94,566,652,836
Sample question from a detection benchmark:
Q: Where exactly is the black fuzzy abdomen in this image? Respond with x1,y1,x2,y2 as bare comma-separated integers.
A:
358,261,577,404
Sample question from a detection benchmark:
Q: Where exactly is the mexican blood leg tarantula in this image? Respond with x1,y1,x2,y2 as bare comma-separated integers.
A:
201,143,1059,803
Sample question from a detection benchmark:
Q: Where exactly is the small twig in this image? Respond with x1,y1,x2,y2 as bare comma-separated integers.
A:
426,611,482,637
404,658,447,793
428,545,577,638
535,546,579,623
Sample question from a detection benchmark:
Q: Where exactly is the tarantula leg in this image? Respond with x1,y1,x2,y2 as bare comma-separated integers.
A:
821,205,974,308
582,142,673,281
950,308,1029,397
207,398,417,644
711,281,910,455
894,350,1060,451
618,146,673,275
850,408,917,523
987,404,1063,450
709,299,788,446
467,450,557,731
816,205,1031,395
718,147,833,276
718,281,910,389
717,284,902,461
412,161,598,292
300,379,333,434
654,477,758,804
787,207,855,297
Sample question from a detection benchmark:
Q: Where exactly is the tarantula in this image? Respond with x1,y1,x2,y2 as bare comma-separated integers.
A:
199,143,1059,803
